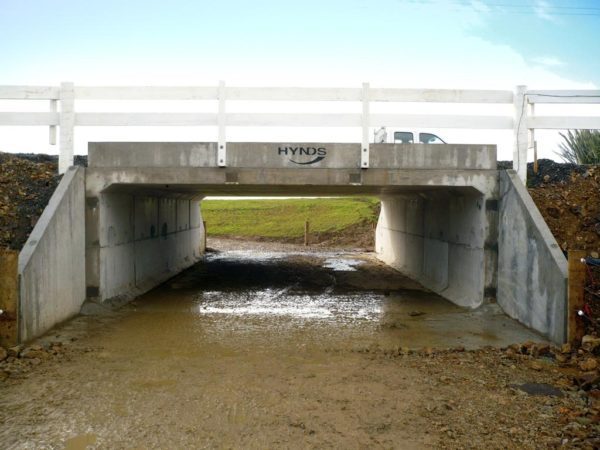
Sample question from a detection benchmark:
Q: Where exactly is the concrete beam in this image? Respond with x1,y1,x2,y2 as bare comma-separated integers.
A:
89,142,496,171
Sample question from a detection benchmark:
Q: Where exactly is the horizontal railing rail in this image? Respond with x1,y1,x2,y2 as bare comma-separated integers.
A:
0,82,598,181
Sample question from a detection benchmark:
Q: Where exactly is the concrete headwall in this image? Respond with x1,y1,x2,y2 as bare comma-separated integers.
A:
18,166,86,343
86,192,204,303
497,170,568,343
375,190,491,309
89,142,497,170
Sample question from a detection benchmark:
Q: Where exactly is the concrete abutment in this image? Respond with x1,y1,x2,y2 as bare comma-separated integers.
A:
7,142,569,345
85,191,204,303
376,189,495,309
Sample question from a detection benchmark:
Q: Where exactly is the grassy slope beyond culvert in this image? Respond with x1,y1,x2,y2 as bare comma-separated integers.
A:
201,197,379,242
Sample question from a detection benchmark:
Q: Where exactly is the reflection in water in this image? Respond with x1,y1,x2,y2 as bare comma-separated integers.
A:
322,257,363,272
163,249,542,349
196,290,383,320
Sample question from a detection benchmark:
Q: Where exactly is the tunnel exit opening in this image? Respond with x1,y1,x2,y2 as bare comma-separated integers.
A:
200,196,380,249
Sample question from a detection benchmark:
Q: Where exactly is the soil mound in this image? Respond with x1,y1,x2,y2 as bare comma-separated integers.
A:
0,153,61,250
527,162,599,253
522,159,599,334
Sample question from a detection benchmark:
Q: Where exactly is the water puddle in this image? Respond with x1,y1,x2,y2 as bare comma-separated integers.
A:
196,289,382,320
64,433,97,450
155,249,543,350
322,257,363,271
0,245,547,449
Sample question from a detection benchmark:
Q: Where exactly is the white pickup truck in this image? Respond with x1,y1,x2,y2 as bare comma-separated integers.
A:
374,127,446,144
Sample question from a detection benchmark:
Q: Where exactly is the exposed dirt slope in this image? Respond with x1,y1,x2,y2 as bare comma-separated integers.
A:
525,159,600,335
527,159,599,253
0,153,60,250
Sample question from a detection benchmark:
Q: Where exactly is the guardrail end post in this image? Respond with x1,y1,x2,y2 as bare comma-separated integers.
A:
59,82,75,174
49,99,57,145
217,80,227,167
513,85,528,184
361,82,370,169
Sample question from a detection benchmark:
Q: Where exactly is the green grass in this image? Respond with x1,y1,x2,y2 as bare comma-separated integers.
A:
201,197,380,238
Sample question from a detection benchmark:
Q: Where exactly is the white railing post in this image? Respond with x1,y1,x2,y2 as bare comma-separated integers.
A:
361,82,370,169
217,80,226,167
49,99,57,145
512,85,528,183
528,100,535,165
59,82,75,174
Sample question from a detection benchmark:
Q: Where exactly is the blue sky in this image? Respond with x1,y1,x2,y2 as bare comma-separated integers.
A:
1,0,598,87
0,0,599,159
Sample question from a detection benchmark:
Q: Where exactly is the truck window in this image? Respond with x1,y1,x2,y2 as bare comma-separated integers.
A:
419,133,446,144
393,131,414,144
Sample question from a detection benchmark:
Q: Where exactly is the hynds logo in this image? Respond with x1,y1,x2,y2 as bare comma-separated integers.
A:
278,146,327,165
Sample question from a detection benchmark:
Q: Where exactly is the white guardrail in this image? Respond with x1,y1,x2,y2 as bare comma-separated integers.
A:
0,82,599,181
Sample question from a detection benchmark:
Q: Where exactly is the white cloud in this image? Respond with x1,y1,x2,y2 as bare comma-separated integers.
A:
469,0,491,15
532,56,565,68
533,0,559,23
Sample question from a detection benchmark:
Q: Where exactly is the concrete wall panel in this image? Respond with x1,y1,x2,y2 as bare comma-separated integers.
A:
158,198,177,238
135,239,165,287
18,167,86,343
423,196,448,240
444,244,485,308
377,190,488,309
134,197,158,240
176,199,190,231
88,193,204,304
405,198,424,235
448,196,485,247
100,194,133,247
422,238,449,291
100,244,135,300
497,170,567,343
191,201,202,229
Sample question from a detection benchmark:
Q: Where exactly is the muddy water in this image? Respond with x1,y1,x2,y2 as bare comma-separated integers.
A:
0,245,542,449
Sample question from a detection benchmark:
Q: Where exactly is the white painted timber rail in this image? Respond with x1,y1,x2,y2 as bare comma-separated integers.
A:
0,83,599,182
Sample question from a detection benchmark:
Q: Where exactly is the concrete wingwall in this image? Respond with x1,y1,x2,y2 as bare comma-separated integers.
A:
376,190,491,309
497,170,568,344
18,166,86,343
85,191,204,303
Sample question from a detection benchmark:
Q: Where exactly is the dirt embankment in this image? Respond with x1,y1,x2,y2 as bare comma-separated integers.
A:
524,159,600,338
0,153,61,250
526,159,600,254
0,153,88,250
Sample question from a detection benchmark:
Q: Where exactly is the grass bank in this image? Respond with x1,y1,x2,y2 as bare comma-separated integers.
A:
201,197,379,246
